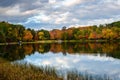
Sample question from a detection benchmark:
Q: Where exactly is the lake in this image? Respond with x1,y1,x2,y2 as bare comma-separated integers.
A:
0,42,120,80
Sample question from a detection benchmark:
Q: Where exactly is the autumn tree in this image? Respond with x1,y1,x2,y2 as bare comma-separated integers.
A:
62,26,68,40
5,27,18,42
38,31,44,40
72,28,81,40
112,27,120,39
38,29,50,40
23,30,33,41
50,29,62,40
17,25,25,41
89,32,97,39
102,28,116,40
66,28,74,40
0,31,6,42
0,21,120,42
27,28,36,40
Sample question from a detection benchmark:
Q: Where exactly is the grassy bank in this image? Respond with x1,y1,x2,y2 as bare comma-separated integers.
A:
0,58,62,80
0,63,111,80
0,58,113,80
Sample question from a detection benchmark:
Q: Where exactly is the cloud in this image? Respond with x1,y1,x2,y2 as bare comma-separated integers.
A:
15,52,120,79
25,12,70,24
0,0,17,7
86,15,120,26
54,12,70,24
0,0,120,29
49,0,56,4
62,0,83,7
29,13,51,22
5,5,21,16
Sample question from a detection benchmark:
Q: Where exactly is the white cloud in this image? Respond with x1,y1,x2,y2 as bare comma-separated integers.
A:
25,12,71,25
62,0,83,7
55,12,70,24
5,5,21,16
49,0,56,4
37,14,51,21
72,18,79,22
87,15,120,26
26,13,51,23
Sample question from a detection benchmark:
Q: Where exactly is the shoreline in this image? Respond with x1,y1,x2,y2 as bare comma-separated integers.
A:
0,40,119,45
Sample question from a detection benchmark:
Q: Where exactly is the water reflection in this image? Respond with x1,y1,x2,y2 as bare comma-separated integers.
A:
18,52,120,80
0,42,120,80
0,45,25,61
0,42,120,61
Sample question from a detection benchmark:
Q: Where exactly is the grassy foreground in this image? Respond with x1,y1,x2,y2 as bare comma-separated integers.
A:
0,58,113,80
0,58,62,80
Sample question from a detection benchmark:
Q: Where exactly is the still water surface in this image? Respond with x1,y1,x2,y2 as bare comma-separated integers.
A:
0,42,120,80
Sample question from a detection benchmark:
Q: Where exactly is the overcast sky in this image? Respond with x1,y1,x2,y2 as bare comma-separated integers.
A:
0,0,120,30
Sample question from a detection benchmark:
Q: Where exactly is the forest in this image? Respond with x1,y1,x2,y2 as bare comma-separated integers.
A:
0,21,120,43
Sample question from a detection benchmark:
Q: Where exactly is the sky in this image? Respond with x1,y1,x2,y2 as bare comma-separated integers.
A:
0,0,120,30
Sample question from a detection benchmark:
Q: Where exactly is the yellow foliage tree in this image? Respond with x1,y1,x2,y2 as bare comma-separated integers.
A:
102,29,116,40
38,32,44,40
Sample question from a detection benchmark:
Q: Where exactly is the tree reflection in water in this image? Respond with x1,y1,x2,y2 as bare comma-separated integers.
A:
0,42,120,61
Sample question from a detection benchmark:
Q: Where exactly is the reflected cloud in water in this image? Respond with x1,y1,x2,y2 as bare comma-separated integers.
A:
16,52,120,79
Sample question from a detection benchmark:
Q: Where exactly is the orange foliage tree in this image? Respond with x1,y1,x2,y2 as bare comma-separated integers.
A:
50,29,62,40
23,30,33,41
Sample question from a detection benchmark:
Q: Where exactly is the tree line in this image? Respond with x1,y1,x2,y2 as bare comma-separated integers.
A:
0,21,120,43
